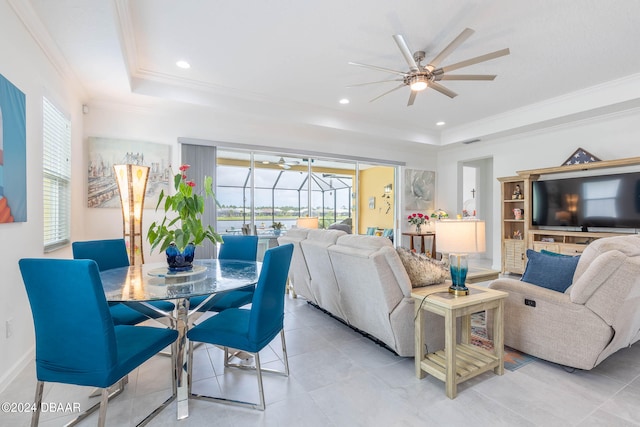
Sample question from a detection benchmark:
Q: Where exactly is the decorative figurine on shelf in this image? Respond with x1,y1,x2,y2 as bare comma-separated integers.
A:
513,230,523,240
512,184,522,200
513,208,523,220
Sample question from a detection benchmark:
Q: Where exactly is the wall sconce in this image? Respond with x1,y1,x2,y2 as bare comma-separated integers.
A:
114,164,149,265
382,183,393,198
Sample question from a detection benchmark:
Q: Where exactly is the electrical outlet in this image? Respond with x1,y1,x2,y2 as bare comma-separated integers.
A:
524,299,536,307
5,318,14,339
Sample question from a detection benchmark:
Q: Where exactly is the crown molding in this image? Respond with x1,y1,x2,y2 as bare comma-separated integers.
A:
441,73,640,145
8,0,86,98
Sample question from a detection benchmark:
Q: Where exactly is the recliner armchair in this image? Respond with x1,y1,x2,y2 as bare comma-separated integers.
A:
488,234,640,370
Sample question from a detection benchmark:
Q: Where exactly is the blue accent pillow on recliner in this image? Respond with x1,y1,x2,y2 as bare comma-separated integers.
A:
521,249,580,292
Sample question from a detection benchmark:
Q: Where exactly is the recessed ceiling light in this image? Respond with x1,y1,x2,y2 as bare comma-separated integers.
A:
436,121,446,126
339,98,350,104
176,60,191,69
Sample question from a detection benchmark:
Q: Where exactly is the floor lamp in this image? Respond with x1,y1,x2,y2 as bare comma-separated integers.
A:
114,164,149,265
435,220,486,296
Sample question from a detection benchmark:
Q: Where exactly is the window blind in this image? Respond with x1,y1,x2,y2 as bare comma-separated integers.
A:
43,97,71,252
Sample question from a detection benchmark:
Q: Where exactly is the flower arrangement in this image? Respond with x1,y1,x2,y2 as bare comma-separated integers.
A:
407,213,428,226
147,164,223,254
430,209,449,220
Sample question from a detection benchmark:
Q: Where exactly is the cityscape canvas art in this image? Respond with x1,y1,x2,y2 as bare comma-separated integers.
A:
87,137,171,208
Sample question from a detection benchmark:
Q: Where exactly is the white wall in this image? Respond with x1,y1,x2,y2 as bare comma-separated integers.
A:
0,1,84,391
435,109,640,270
81,101,439,264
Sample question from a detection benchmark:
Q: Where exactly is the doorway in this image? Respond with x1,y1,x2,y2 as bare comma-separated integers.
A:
460,157,494,268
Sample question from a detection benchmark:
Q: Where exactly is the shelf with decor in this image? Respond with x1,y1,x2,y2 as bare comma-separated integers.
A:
528,229,628,256
498,176,531,274
508,155,640,264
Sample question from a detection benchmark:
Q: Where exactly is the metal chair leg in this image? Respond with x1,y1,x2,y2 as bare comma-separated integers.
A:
280,330,290,376
189,329,289,411
254,352,266,411
97,388,109,427
31,381,44,427
187,341,194,395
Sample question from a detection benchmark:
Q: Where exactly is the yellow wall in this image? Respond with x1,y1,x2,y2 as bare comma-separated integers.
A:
358,166,394,234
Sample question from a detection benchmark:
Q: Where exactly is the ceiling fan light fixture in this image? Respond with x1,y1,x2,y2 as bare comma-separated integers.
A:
409,75,428,91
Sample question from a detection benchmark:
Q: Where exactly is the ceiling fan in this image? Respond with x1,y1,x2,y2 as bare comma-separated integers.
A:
348,28,509,106
277,157,300,169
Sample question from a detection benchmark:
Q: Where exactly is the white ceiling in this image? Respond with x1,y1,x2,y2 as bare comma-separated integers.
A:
20,0,640,146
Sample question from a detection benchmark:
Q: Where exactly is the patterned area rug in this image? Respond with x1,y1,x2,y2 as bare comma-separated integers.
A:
471,312,537,371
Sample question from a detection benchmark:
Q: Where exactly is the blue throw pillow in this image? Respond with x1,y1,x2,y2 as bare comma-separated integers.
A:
521,249,580,293
540,249,575,258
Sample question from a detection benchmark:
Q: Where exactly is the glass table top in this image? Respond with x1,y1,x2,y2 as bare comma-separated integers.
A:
100,259,261,302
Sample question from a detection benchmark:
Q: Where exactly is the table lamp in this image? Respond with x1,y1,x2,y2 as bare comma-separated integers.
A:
114,164,149,265
296,216,319,229
435,219,486,296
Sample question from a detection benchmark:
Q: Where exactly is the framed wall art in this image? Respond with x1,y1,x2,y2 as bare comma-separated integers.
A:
0,73,27,223
404,169,435,211
87,137,172,208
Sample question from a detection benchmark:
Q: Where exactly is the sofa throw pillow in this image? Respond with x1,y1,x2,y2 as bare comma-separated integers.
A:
396,247,448,287
521,249,580,292
541,249,576,258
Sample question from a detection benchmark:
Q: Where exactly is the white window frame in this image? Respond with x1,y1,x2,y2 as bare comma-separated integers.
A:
43,97,71,252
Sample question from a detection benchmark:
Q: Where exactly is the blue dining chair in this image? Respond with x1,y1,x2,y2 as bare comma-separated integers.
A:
19,258,178,427
72,239,175,324
190,235,259,313
187,243,294,410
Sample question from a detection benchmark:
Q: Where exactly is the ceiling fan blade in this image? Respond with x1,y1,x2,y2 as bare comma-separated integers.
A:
346,79,404,88
439,48,510,73
436,74,497,81
392,35,419,71
428,81,458,98
348,61,407,76
427,28,475,70
407,90,418,106
369,83,407,103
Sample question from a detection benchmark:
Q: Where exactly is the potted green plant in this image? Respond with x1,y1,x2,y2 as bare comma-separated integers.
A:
147,164,223,270
272,222,284,236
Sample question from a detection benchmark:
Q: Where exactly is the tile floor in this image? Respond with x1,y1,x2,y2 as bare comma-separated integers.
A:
2,283,640,426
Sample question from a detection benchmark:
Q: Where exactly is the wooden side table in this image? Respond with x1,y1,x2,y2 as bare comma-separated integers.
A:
402,232,436,258
411,284,507,399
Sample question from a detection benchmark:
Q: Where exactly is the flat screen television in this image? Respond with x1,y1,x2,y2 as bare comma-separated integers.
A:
532,172,640,229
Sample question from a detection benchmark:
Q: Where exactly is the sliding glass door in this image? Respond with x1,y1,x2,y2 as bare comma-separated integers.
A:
211,148,395,239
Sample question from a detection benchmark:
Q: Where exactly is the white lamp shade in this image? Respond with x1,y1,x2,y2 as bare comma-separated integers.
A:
435,220,486,254
296,217,319,229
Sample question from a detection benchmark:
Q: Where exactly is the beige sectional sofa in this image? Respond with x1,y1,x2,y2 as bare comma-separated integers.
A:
488,234,640,370
278,228,445,357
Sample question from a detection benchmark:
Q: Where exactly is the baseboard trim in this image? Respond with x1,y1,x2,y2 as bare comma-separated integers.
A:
0,346,34,394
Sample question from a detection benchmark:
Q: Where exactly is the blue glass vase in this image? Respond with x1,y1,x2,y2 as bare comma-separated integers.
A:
166,243,196,271
448,253,469,296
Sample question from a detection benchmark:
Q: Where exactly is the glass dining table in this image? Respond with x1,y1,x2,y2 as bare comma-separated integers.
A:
99,259,261,422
